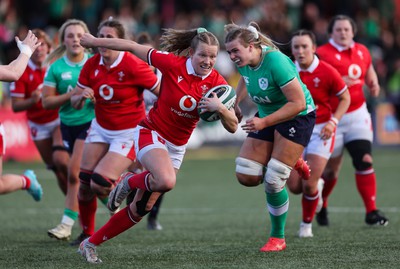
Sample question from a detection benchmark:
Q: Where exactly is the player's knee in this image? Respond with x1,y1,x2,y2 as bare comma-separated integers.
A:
52,146,69,165
286,176,302,194
91,173,113,188
346,140,373,171
264,158,292,193
235,157,264,186
68,171,80,185
91,173,114,195
155,174,176,192
353,153,373,171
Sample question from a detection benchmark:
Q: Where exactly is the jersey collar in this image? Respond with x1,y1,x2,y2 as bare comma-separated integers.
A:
329,38,355,52
186,58,211,80
295,55,319,73
28,59,42,71
99,51,124,68
64,53,89,67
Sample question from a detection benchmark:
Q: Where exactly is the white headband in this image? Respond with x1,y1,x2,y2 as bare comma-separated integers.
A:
247,25,259,39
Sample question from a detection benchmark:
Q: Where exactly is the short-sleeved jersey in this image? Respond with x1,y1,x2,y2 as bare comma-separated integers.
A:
10,60,59,124
317,40,372,112
43,53,95,126
144,49,227,146
77,52,159,130
295,56,347,124
238,46,315,118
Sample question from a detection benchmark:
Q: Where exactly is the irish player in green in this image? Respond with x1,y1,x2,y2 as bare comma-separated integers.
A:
42,19,94,244
225,21,316,252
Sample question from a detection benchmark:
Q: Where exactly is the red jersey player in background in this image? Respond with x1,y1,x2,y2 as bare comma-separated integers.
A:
0,30,43,201
69,18,160,246
78,27,238,264
316,15,388,226
287,29,350,237
10,29,69,196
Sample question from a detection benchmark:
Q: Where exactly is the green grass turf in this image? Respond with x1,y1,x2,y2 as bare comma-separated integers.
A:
0,147,399,269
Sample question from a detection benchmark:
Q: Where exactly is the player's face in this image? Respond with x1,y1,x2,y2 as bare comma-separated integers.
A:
225,38,252,68
291,35,316,69
331,19,354,48
31,38,50,66
97,26,119,59
190,42,218,76
64,25,86,58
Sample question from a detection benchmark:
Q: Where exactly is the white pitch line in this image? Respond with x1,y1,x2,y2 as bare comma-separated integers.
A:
4,206,400,215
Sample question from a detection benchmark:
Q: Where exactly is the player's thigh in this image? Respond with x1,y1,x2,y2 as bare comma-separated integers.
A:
51,124,64,146
271,131,304,167
80,142,109,171
323,155,344,179
33,138,54,166
68,139,85,183
238,137,272,165
94,151,133,180
140,148,177,190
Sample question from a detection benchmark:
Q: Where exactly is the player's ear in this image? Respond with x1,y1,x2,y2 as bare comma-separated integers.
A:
188,47,194,57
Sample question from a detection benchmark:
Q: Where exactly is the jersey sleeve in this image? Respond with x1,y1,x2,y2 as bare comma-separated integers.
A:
269,52,297,87
131,55,159,91
77,58,92,89
325,62,347,96
9,73,27,98
148,50,179,74
43,64,57,88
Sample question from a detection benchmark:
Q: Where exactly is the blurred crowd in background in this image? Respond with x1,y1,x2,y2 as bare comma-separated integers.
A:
1,0,400,119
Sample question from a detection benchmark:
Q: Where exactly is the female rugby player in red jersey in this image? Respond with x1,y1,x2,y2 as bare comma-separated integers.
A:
77,27,238,264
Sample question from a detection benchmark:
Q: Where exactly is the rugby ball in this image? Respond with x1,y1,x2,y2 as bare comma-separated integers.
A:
198,84,236,122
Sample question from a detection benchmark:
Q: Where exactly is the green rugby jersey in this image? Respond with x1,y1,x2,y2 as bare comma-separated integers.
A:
44,53,94,126
238,46,315,118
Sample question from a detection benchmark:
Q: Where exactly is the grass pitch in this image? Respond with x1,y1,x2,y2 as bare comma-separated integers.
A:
0,147,399,269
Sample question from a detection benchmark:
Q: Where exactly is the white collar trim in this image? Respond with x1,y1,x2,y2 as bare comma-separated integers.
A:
295,55,319,73
99,51,124,68
329,38,355,52
186,58,211,80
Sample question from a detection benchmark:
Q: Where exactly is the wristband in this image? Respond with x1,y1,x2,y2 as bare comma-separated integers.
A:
16,40,33,58
329,117,338,126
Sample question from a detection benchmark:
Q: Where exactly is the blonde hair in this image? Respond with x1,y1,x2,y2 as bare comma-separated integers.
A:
224,21,279,51
45,19,90,65
159,27,219,56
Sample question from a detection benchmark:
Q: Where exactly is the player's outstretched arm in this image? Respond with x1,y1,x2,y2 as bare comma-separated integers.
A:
80,33,151,63
0,30,41,82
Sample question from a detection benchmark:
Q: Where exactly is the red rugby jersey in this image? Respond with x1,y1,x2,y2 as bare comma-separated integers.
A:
143,49,227,146
77,52,159,130
10,60,58,124
317,40,371,112
296,56,347,124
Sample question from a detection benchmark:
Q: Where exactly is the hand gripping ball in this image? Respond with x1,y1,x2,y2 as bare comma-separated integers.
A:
198,85,236,122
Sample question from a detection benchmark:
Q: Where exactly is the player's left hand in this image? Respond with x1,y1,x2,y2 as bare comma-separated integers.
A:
241,117,265,133
198,92,222,113
369,83,380,97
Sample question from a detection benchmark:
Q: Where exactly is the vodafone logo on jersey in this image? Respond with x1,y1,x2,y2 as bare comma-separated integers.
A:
179,95,197,111
348,64,362,79
99,84,114,100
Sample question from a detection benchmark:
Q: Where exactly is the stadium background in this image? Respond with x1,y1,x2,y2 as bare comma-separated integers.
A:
1,0,399,161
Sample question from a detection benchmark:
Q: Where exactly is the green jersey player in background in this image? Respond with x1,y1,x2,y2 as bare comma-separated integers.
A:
42,19,94,244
